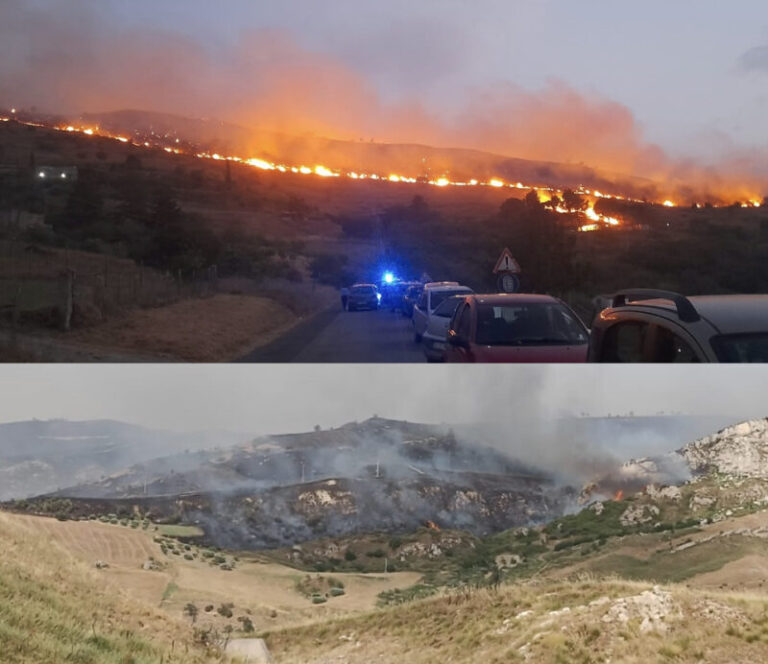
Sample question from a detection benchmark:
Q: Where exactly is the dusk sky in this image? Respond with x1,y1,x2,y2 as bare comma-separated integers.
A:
3,1,768,176
104,0,768,158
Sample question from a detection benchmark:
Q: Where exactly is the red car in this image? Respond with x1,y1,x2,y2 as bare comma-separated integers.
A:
444,294,589,362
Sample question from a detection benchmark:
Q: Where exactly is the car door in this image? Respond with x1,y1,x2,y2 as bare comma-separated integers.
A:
593,317,706,363
592,319,651,362
413,291,429,336
646,323,705,362
446,302,474,362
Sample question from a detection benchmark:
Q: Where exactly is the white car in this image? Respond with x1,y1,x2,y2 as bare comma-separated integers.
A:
412,282,473,343
422,295,465,362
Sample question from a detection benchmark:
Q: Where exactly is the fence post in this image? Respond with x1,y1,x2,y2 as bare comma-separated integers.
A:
10,282,22,348
61,269,74,331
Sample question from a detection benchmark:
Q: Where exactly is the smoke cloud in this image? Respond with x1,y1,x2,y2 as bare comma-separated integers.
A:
1,0,766,201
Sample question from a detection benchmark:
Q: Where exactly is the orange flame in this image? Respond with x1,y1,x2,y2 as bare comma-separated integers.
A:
4,116,750,214
613,489,624,501
425,520,441,532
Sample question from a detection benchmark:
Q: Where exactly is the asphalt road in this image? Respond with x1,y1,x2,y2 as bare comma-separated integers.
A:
241,306,426,362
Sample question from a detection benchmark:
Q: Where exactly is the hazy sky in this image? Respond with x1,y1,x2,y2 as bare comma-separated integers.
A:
3,0,768,167
0,365,766,434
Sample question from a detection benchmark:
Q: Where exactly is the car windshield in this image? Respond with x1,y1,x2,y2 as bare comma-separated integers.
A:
475,303,588,346
711,333,768,362
352,286,376,294
430,289,470,310
433,296,463,318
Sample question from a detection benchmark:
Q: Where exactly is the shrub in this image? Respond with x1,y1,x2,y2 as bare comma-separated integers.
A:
311,595,327,604
330,587,345,597
217,603,234,618
344,550,357,561
237,616,255,633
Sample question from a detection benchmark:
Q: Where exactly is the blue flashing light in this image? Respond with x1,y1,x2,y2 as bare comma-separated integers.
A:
376,292,382,301
383,272,395,284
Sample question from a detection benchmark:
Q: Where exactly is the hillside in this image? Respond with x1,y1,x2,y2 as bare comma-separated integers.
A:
15,418,569,548
6,418,768,661
263,576,768,663
0,419,247,500
0,511,212,664
82,109,658,199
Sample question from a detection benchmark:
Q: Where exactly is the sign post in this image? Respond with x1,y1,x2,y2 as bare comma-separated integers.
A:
493,248,521,293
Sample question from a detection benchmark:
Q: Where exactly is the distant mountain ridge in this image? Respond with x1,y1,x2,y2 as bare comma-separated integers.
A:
0,419,247,500
82,109,658,197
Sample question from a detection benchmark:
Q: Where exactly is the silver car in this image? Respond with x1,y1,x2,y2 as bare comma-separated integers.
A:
589,289,768,362
412,282,473,343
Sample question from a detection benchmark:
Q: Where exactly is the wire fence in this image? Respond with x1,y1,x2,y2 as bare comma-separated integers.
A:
0,241,218,329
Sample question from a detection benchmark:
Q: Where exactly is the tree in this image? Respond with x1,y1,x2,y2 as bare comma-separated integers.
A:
524,190,541,209
183,603,199,624
496,198,578,295
562,189,586,211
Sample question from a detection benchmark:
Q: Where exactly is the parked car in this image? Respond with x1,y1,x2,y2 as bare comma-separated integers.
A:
422,295,465,362
588,289,768,362
412,282,473,342
346,283,380,311
445,294,589,362
384,281,420,313
402,284,424,317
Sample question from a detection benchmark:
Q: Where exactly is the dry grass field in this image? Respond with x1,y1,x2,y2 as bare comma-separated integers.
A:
0,512,211,664
264,578,768,664
3,513,421,635
7,508,768,662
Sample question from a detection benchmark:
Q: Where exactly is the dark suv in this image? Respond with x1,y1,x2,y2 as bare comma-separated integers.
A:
589,289,768,362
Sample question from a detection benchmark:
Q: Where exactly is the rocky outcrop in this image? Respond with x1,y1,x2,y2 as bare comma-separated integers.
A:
679,419,768,478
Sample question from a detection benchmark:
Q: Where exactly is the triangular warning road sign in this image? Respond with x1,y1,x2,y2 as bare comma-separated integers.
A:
493,248,521,274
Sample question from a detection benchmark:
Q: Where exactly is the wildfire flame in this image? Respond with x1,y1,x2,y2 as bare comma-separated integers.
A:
0,114,759,227
613,489,624,501
425,520,441,532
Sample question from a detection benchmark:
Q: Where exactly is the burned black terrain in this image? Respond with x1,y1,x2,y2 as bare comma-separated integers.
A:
11,417,574,548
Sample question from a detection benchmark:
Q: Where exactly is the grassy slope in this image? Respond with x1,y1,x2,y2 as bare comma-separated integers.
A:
0,513,212,664
263,578,768,664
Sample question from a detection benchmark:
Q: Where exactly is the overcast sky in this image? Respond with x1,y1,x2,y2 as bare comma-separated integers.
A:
0,365,766,434
3,0,768,169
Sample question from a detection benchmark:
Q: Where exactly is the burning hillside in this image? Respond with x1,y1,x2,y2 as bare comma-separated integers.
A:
2,107,764,231
580,417,768,505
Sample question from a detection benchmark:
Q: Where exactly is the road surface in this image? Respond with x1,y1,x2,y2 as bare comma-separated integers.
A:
241,306,425,362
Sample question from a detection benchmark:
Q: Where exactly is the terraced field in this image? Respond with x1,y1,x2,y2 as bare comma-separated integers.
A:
12,514,159,567
5,513,421,632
